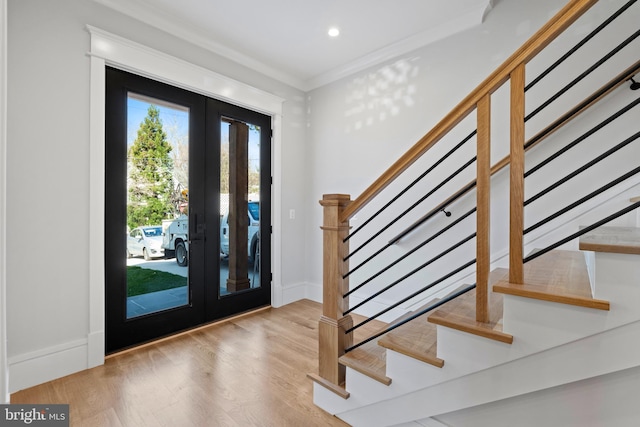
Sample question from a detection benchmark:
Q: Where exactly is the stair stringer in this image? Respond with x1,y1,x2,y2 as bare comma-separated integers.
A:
337,318,640,427
312,250,640,425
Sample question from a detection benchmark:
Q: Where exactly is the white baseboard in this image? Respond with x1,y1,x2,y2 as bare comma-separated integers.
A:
8,339,88,393
279,282,312,306
87,331,104,369
305,281,323,303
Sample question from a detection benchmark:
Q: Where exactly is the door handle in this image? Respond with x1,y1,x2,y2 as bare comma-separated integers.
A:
190,213,206,243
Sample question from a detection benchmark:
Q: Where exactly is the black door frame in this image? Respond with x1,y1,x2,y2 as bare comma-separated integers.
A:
105,68,271,353
204,98,272,319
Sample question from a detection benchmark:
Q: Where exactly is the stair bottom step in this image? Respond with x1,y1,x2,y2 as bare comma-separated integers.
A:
339,341,391,385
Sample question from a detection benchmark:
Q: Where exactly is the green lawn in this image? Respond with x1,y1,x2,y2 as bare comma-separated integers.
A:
127,266,187,297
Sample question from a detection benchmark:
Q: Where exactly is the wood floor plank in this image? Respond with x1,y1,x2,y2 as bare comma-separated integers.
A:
11,300,348,427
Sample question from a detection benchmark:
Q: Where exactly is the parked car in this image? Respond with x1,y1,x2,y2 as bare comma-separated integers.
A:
220,201,260,262
127,226,165,260
162,201,260,266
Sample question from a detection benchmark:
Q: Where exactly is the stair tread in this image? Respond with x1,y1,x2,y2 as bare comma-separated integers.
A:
339,339,391,385
578,226,640,255
378,311,443,367
377,284,470,366
428,268,513,344
493,250,610,310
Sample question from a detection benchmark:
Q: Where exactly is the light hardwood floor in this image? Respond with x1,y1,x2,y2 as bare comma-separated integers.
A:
11,300,350,427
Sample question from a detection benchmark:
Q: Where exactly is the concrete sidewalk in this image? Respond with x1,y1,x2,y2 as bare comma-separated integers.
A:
127,286,188,318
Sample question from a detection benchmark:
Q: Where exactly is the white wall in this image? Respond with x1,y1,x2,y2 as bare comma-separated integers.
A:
304,0,640,316
0,0,8,404
6,0,307,392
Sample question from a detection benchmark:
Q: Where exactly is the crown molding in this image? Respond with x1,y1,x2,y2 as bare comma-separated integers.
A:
91,0,492,92
91,0,307,90
305,2,492,91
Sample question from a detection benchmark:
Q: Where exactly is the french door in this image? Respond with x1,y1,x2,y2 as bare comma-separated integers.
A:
105,68,271,353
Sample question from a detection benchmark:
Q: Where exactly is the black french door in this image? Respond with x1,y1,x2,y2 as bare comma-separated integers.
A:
105,68,271,353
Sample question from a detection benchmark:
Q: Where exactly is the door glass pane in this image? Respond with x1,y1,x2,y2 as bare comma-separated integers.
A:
220,119,261,296
125,93,190,318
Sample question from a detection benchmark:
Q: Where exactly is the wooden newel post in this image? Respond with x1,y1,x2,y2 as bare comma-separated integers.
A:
318,194,353,387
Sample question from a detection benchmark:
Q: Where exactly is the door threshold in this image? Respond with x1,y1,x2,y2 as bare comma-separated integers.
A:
105,304,272,359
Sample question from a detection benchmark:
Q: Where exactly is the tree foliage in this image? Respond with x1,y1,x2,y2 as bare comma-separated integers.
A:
127,105,174,229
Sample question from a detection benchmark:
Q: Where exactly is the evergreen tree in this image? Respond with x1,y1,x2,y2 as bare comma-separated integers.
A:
127,105,174,229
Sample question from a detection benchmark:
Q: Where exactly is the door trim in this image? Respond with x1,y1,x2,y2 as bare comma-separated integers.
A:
88,26,284,367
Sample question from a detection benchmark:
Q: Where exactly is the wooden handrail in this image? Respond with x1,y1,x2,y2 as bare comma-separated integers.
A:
388,59,640,245
340,0,598,224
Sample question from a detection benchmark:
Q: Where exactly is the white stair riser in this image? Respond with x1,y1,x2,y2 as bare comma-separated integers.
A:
385,351,447,389
503,295,610,353
433,326,513,375
339,319,640,426
591,252,640,311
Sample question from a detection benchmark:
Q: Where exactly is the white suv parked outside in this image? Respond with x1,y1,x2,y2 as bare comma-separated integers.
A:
220,201,260,261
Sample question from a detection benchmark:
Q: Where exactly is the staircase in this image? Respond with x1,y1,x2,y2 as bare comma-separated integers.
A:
309,1,640,425
313,228,640,426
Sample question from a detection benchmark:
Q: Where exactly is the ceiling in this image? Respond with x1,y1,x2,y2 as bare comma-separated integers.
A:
93,0,493,91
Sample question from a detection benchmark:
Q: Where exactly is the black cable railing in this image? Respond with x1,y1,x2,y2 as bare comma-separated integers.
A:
344,206,476,290
525,164,640,235
524,200,640,264
344,156,477,261
524,129,640,207
526,92,640,177
345,259,476,335
344,232,476,315
344,130,477,243
526,27,640,121
345,282,476,353
525,60,640,151
388,180,477,245
525,0,638,91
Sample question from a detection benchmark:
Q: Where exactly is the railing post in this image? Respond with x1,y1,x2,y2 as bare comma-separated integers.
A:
476,94,491,323
318,194,353,388
509,63,526,284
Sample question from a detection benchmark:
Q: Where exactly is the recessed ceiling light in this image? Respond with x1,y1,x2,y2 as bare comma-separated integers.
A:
328,27,340,37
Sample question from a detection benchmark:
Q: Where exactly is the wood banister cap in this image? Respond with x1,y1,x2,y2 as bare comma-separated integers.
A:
320,194,352,207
